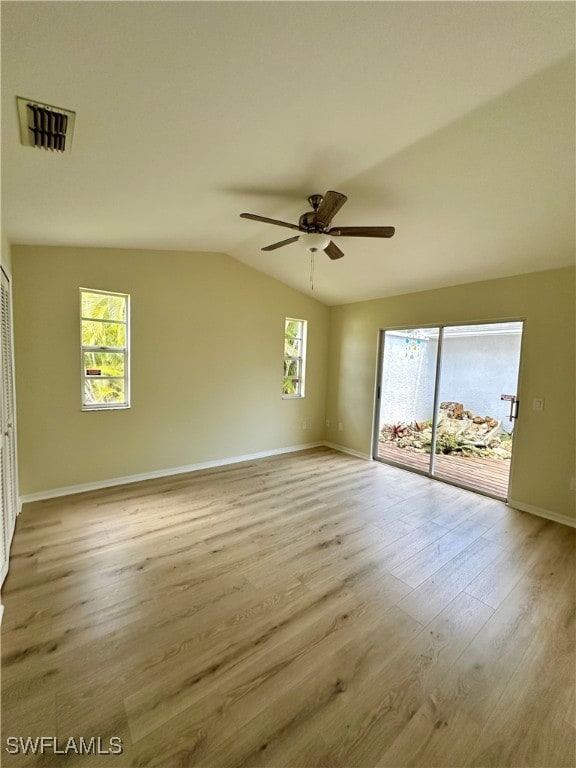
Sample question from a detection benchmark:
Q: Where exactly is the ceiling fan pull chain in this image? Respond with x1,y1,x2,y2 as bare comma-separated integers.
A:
310,250,315,291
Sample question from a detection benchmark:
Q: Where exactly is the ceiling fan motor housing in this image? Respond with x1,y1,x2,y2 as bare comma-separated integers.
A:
299,210,321,231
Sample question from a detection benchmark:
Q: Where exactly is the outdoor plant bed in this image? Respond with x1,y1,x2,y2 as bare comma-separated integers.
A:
379,402,513,460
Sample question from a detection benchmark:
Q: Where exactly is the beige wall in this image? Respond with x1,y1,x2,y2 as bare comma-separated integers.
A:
12,246,329,495
1,235,11,275
10,249,576,521
325,268,576,521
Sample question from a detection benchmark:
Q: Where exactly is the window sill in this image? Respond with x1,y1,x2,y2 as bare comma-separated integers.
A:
82,404,131,412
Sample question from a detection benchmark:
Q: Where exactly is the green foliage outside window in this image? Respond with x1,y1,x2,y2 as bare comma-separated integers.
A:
283,318,305,396
81,290,129,408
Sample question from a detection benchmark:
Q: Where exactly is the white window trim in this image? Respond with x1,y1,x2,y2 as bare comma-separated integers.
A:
80,288,130,411
283,317,307,399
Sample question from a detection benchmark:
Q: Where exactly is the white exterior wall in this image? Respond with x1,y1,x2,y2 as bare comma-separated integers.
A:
379,329,522,432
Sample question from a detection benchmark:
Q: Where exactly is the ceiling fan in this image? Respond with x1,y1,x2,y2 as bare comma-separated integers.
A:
240,191,395,260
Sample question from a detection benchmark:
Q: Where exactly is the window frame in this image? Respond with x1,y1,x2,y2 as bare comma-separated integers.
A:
80,287,130,411
283,317,307,399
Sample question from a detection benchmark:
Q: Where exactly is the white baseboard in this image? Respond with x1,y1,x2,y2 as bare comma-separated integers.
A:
324,441,372,461
20,442,325,504
507,499,576,529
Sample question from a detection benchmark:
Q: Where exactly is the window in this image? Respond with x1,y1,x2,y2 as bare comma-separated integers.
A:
80,288,130,410
283,318,307,398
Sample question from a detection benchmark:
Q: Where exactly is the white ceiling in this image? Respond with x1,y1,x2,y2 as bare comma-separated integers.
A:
2,1,574,305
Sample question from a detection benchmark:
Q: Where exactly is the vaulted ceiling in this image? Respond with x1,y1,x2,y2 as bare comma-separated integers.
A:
2,2,574,304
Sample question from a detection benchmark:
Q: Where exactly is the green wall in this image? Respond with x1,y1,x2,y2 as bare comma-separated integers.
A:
325,267,575,521
12,246,329,495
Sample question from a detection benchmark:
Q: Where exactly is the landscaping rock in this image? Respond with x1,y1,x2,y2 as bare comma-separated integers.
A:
380,402,512,460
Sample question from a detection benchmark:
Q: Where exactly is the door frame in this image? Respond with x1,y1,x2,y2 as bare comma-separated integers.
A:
372,318,526,501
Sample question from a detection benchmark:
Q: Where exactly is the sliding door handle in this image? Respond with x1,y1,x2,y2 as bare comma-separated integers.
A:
510,399,519,420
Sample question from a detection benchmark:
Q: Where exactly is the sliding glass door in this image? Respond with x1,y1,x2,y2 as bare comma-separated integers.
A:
376,327,440,473
374,322,523,500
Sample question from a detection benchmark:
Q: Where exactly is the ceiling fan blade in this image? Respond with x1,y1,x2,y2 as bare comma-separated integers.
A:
261,236,300,251
313,191,348,229
329,226,395,238
240,213,300,231
324,241,344,260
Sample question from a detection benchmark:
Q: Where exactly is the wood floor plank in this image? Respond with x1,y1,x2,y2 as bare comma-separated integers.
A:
129,604,422,768
303,591,494,768
368,520,451,573
389,517,492,588
397,535,503,624
396,523,576,768
1,447,574,768
464,517,560,608
123,578,364,743
376,698,482,768
463,534,575,767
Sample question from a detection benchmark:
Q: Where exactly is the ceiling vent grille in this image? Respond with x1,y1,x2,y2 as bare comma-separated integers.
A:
17,97,75,153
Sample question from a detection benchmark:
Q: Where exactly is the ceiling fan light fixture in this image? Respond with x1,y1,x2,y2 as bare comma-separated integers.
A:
298,232,330,252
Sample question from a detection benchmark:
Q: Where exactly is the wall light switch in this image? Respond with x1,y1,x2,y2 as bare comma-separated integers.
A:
532,398,544,411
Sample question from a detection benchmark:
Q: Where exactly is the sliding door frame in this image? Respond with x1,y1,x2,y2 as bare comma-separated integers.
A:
372,318,526,500
372,322,442,478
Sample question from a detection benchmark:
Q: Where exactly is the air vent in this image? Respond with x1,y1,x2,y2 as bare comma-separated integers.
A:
17,97,75,152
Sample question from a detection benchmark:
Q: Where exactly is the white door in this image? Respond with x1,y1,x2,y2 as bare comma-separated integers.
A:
0,268,17,585
0,369,7,585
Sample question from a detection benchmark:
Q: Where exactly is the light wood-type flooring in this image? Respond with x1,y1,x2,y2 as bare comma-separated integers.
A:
2,447,575,767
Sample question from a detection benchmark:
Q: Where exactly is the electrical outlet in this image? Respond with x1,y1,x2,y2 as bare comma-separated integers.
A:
532,398,544,411
325,419,330,428
338,422,343,431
